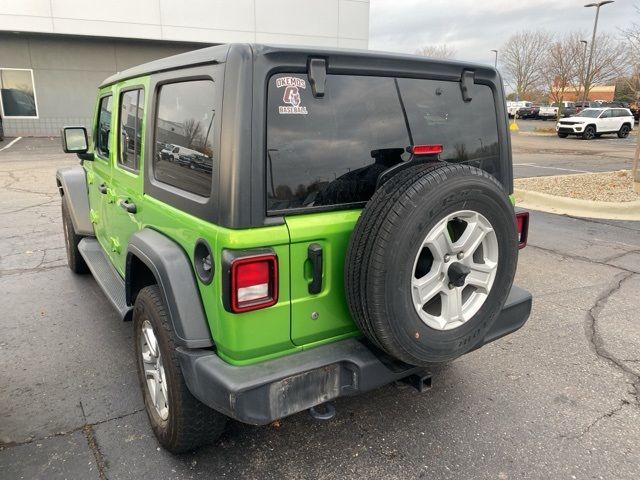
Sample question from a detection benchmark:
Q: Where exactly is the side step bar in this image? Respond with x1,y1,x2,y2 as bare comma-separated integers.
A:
78,238,132,320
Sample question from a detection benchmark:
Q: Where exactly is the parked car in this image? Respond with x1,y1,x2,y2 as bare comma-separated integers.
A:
56,44,532,453
574,101,598,113
516,104,540,119
556,107,634,139
539,101,577,120
507,101,532,118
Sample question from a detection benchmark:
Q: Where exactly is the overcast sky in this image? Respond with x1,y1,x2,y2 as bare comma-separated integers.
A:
369,0,637,65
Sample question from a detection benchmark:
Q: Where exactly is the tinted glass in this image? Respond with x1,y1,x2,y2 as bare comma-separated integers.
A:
266,74,410,211
0,69,37,117
119,89,144,171
96,96,113,158
153,81,216,197
398,78,500,176
600,110,612,118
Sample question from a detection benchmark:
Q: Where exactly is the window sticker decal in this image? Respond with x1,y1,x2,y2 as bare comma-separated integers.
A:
276,76,308,115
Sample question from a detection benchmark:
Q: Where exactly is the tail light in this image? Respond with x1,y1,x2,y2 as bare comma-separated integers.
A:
230,254,278,313
515,211,529,249
409,144,443,155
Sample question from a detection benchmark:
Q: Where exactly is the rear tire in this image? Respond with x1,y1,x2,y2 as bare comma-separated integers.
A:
345,164,517,365
582,125,596,140
134,285,227,453
618,124,631,138
61,200,88,274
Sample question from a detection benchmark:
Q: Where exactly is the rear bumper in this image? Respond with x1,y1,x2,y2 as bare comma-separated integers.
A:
177,285,532,425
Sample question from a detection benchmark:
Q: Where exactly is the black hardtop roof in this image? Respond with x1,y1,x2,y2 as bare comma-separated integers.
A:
99,43,496,88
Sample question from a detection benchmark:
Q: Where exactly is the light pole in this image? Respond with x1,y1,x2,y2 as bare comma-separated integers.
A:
491,49,498,68
579,40,588,103
582,1,615,104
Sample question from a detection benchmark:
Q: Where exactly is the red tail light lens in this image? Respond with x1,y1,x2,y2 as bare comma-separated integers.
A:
410,144,443,155
516,211,529,249
231,255,278,313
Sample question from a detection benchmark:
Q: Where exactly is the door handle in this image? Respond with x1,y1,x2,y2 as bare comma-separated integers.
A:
98,183,107,194
120,199,137,214
307,243,323,294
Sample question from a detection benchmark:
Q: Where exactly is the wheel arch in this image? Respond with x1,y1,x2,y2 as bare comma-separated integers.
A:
126,228,214,348
55,166,94,236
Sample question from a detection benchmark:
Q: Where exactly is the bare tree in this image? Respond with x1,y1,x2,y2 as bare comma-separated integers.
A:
414,44,456,59
543,35,580,105
583,32,627,100
183,118,202,148
620,2,640,101
500,30,552,98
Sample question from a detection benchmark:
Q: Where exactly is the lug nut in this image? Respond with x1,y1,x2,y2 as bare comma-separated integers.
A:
457,251,464,260
448,282,454,289
444,254,451,262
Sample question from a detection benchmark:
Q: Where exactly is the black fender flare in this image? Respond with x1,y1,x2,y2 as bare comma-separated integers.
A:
126,229,213,348
55,167,94,236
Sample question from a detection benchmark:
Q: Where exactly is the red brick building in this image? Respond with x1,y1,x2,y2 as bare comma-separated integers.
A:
563,86,615,102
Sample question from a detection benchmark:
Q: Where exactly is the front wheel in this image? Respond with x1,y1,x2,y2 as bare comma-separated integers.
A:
618,124,631,138
134,285,227,453
557,133,568,138
61,200,88,274
582,126,596,140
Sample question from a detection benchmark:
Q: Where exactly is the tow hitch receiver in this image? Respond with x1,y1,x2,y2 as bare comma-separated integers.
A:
401,372,433,393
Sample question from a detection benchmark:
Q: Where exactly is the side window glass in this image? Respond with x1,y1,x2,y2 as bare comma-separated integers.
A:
96,96,112,158
118,89,144,171
153,80,216,197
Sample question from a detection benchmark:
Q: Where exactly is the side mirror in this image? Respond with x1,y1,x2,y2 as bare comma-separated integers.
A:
61,126,93,161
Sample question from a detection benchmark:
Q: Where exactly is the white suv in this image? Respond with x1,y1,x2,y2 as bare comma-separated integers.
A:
556,107,634,140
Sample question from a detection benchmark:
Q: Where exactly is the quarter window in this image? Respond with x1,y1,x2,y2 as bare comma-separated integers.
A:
118,89,144,171
96,96,113,158
0,68,38,118
153,80,216,198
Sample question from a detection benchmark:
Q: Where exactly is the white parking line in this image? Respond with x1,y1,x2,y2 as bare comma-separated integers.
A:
513,163,589,173
0,137,22,152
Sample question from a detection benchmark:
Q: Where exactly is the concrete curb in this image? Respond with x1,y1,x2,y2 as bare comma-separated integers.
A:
514,188,640,221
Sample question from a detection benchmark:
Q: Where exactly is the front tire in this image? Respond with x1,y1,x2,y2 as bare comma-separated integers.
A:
618,124,631,138
582,125,596,140
134,285,227,453
61,200,88,274
557,133,568,138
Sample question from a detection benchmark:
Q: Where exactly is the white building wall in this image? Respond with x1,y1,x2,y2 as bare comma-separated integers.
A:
0,0,370,49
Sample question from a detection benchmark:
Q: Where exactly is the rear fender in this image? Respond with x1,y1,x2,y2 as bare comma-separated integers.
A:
126,228,213,348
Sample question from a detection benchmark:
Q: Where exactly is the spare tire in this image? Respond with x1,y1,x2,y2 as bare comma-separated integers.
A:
345,163,518,365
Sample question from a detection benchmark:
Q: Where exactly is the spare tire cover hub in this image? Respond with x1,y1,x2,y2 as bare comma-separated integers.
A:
411,210,498,331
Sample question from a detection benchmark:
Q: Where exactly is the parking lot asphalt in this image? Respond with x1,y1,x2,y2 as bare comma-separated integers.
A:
1,137,640,479
512,120,637,179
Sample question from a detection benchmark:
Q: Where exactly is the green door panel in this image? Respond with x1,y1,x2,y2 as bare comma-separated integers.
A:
85,87,116,257
286,210,362,345
103,78,149,275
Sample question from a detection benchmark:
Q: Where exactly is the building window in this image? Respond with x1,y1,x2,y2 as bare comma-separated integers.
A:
153,80,216,198
0,68,38,118
119,89,144,171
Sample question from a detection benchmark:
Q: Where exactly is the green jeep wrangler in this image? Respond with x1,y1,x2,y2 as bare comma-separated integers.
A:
57,44,531,453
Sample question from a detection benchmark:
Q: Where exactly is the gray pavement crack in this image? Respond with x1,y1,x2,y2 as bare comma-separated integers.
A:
528,244,636,274
0,407,144,452
586,272,640,404
79,401,108,480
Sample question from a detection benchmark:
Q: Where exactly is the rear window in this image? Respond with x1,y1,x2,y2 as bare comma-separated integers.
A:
266,74,500,212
